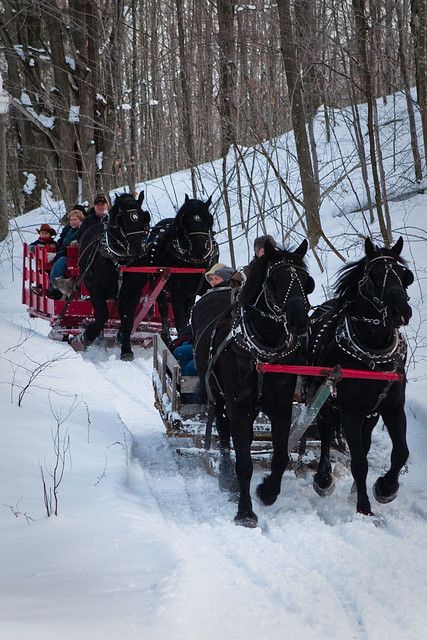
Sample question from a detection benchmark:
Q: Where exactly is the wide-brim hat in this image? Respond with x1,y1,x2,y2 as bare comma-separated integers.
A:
36,223,56,236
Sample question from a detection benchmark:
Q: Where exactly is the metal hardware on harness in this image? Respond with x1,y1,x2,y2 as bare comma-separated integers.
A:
335,315,405,369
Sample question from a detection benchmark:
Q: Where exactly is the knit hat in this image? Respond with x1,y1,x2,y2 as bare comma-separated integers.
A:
36,223,56,236
205,263,234,283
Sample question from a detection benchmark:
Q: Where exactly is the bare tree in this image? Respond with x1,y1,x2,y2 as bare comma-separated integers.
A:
277,0,322,247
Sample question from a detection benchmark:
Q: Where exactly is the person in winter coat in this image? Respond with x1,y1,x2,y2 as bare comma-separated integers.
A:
53,209,85,260
29,223,57,252
204,263,236,288
75,193,110,244
253,234,277,258
45,210,84,299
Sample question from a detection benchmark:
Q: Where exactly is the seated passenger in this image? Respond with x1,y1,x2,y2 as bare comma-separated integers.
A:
253,234,277,258
76,193,110,244
204,263,235,288
173,341,197,376
29,223,57,252
46,210,83,299
171,326,197,376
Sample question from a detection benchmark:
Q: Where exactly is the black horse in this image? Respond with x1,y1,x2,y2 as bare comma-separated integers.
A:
306,236,413,515
145,194,218,341
74,192,150,360
192,239,315,527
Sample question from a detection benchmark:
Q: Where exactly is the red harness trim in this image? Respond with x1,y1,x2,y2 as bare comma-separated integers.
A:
256,363,403,381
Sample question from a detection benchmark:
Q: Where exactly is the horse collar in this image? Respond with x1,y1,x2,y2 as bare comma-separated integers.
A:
231,306,300,362
335,315,406,369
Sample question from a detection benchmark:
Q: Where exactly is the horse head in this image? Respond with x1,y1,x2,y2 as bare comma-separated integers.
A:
362,237,413,327
243,239,315,339
174,194,215,263
108,191,150,258
336,236,413,328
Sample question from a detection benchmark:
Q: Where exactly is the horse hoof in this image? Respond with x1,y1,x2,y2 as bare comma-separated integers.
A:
256,482,279,506
120,351,134,362
234,512,258,528
313,474,336,497
373,478,398,504
357,505,374,516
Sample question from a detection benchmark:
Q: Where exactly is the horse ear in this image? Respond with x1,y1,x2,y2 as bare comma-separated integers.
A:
365,237,376,257
185,193,190,203
264,239,276,258
294,239,308,259
137,190,145,206
206,195,212,207
391,235,403,256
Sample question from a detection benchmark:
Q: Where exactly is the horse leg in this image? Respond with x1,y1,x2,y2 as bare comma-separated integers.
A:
256,387,293,505
228,405,258,528
313,405,337,497
215,399,237,493
349,415,378,494
341,412,373,515
118,281,141,361
373,402,409,504
82,290,109,346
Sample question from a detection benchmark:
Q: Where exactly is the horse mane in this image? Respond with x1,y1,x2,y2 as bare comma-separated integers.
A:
335,248,407,303
240,246,307,306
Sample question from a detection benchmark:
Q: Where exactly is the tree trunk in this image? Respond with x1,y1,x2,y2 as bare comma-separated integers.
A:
277,0,321,247
397,1,423,183
217,0,237,268
175,0,197,195
352,0,390,244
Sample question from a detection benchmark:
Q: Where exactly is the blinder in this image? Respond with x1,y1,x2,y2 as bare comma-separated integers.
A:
305,275,315,295
402,268,414,288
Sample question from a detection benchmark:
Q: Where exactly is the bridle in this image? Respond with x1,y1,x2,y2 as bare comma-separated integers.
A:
357,255,410,326
332,255,410,370
253,261,311,323
103,205,148,262
232,260,311,361
172,227,216,265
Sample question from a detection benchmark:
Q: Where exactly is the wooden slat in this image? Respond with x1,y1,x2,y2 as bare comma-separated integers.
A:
180,376,202,393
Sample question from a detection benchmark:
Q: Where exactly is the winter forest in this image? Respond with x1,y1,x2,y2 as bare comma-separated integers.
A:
0,0,426,249
1,1,427,640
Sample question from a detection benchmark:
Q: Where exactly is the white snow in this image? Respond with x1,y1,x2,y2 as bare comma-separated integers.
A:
68,105,80,123
65,56,76,71
22,172,36,195
20,91,55,130
0,90,427,639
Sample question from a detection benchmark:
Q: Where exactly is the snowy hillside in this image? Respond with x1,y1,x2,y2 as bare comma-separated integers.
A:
0,92,426,640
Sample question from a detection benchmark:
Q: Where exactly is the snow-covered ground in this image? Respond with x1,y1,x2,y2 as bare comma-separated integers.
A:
1,93,427,639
